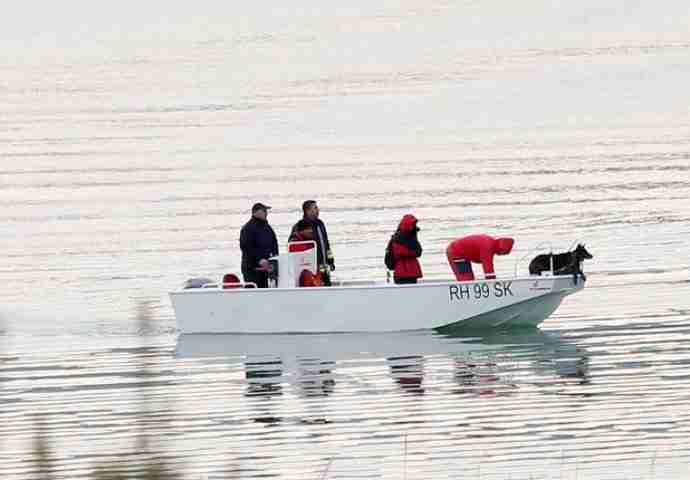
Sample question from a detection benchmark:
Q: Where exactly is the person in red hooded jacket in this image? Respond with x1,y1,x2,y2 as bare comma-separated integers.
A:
388,214,423,284
446,234,514,281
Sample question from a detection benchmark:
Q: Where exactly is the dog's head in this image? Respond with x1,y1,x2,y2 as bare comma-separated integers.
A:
574,244,593,261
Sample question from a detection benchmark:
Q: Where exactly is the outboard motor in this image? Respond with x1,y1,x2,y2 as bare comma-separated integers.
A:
183,277,215,289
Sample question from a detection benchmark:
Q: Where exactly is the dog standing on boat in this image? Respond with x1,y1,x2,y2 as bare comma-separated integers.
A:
528,244,593,279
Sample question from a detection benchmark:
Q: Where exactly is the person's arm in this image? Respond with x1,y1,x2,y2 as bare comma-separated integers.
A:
239,226,251,253
480,250,496,279
288,223,298,242
271,227,279,256
414,238,422,258
320,220,331,252
321,221,335,269
240,226,259,266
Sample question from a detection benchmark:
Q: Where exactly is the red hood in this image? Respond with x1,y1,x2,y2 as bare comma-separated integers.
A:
495,237,514,255
398,214,418,232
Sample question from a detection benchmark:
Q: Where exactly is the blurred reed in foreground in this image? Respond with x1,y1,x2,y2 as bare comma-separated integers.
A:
25,299,182,480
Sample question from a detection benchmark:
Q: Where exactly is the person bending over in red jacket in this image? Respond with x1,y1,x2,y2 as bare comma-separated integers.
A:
446,234,514,281
388,214,423,284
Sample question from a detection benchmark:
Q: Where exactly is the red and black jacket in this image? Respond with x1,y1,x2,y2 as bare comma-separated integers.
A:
390,214,423,280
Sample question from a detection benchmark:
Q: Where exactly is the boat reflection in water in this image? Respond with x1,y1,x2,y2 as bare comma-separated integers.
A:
460,330,591,392
452,352,510,396
175,327,590,401
387,355,425,395
244,356,284,398
294,356,336,425
244,355,285,425
295,356,335,397
175,330,486,363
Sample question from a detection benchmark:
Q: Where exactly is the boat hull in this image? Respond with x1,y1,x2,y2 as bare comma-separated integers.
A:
170,275,584,334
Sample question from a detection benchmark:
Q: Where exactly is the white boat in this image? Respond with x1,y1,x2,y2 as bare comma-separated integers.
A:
170,243,585,334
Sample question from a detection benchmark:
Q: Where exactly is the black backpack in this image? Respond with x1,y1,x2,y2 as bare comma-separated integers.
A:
384,239,396,270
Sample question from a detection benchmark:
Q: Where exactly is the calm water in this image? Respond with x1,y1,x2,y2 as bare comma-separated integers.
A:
2,1,690,478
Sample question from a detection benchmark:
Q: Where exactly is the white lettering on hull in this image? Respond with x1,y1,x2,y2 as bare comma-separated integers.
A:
449,282,513,302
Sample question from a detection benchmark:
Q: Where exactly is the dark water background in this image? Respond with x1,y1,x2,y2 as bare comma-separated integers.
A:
2,1,690,478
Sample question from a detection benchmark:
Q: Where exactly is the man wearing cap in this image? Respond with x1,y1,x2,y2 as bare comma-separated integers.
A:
291,200,335,285
240,203,279,288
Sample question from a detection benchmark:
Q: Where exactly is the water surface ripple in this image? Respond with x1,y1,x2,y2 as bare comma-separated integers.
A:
2,0,690,478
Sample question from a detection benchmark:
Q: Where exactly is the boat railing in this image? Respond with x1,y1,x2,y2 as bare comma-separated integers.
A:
513,238,589,277
332,279,379,287
199,281,258,289
514,241,554,277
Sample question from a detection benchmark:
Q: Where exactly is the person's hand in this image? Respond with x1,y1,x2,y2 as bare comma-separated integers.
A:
319,264,333,274
257,259,269,271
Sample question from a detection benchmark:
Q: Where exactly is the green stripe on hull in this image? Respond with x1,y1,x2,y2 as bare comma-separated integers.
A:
434,292,567,334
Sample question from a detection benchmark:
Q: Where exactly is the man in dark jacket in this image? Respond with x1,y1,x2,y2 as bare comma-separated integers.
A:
240,203,279,288
291,200,334,285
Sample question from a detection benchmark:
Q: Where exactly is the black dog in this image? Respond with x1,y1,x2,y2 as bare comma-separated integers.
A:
529,244,593,279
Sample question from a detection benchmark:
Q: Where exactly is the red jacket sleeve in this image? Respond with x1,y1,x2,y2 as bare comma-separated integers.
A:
480,251,495,277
